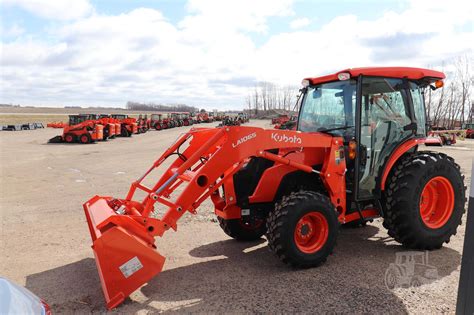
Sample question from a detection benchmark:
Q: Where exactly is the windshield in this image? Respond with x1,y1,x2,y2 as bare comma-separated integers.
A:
69,115,87,125
298,80,356,135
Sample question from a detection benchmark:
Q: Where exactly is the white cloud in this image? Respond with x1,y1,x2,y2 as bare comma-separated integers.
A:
290,17,310,29
3,0,93,20
0,0,472,109
0,23,25,37
181,0,294,33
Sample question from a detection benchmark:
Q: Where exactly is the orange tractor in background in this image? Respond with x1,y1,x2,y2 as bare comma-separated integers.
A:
272,114,290,125
137,114,151,133
275,115,297,130
99,114,121,138
179,112,194,126
170,113,184,127
111,114,138,137
49,114,103,144
46,122,66,128
85,114,117,140
197,111,213,123
83,67,465,309
151,113,173,130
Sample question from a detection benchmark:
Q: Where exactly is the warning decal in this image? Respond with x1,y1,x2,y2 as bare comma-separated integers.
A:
119,256,143,278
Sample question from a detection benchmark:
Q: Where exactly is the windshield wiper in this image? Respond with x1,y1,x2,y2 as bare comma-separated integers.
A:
317,125,354,133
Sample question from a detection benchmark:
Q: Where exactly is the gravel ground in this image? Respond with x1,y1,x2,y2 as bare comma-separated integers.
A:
0,120,472,314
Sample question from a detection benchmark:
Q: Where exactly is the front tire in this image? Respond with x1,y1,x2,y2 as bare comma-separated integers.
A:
266,191,339,268
383,151,465,249
64,133,75,143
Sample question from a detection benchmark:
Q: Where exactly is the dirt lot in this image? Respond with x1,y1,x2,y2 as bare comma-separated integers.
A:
0,119,472,314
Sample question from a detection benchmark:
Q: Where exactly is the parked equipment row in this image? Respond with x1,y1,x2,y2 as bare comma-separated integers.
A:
48,114,142,144
1,122,44,131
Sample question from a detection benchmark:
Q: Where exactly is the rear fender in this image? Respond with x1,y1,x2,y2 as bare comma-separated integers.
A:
379,138,424,191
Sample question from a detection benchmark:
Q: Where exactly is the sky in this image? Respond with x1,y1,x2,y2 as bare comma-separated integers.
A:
0,0,473,110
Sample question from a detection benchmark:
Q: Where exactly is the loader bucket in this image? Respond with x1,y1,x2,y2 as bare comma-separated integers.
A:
83,196,165,310
48,135,63,143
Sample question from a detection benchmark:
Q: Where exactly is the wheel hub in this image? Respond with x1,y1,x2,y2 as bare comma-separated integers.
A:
294,212,329,254
419,176,454,229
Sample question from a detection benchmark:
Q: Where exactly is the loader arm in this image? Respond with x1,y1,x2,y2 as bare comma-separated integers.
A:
83,125,347,309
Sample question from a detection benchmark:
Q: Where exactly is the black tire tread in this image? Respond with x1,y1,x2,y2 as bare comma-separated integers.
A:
218,217,266,241
383,151,466,249
266,190,339,268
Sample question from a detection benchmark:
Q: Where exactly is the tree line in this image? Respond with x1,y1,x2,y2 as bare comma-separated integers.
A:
426,55,473,129
245,82,300,115
126,101,200,113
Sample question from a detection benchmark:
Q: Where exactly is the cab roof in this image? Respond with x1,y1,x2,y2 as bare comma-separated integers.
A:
304,67,445,86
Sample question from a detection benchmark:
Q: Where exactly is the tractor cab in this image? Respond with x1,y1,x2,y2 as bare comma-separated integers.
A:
111,114,128,120
68,115,90,126
297,68,444,201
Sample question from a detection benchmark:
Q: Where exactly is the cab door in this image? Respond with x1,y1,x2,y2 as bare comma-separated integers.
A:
355,77,414,200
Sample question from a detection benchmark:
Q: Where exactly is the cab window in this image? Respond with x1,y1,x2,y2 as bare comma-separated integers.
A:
409,82,426,135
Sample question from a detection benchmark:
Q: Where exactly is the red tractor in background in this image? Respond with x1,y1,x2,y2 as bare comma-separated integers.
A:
111,114,138,137
462,123,474,138
151,113,164,130
84,67,466,310
170,113,184,127
151,113,173,130
197,111,213,123
49,114,103,144
180,113,194,126
190,112,200,124
214,112,224,121
272,114,290,125
275,115,297,130
137,114,151,133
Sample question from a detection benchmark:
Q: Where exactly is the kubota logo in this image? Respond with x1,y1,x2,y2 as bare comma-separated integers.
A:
232,132,257,148
271,133,302,144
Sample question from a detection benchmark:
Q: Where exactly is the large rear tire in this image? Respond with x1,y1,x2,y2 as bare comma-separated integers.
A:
266,191,339,268
218,217,266,241
383,151,465,249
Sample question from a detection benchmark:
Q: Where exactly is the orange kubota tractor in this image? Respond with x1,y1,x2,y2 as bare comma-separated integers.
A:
83,67,466,309
85,114,116,140
99,114,121,139
111,114,138,137
49,114,103,144
151,113,172,130
137,114,151,134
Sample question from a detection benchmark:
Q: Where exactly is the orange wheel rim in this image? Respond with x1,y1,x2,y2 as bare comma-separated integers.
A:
419,176,454,229
294,212,329,253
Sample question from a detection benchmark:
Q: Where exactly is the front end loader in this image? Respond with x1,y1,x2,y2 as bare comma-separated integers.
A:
84,67,466,309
